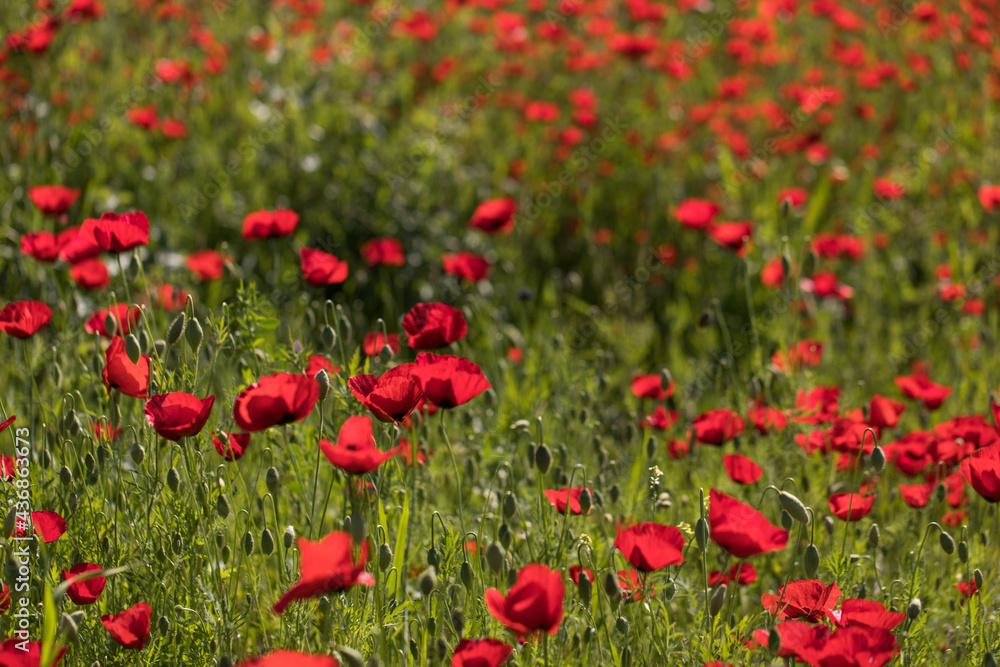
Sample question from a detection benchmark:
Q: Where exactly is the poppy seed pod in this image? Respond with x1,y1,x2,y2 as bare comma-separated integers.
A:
186,317,203,352
779,491,810,524
804,544,820,578
379,543,392,571
125,334,142,364
709,584,727,617
166,312,186,345
907,598,921,620
870,446,886,473
663,579,676,600
485,542,504,574
261,528,275,556
939,531,955,555
535,444,552,474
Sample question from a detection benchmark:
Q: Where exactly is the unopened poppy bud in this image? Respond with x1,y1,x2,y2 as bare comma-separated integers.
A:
157,615,170,635
215,531,226,549
907,598,921,619
186,317,203,352
485,543,504,574
823,516,835,535
506,568,518,588
936,483,946,501
603,571,622,608
380,345,394,362
710,584,727,617
451,609,465,637
154,339,166,357
338,646,364,667
984,652,998,667
321,325,336,350
502,492,518,519
266,467,280,494
379,543,392,571
870,446,886,473
958,540,968,563
68,492,78,515
171,533,183,555
535,444,552,474
167,467,181,493
646,436,656,458
125,334,142,364
578,488,593,514
804,544,820,578
242,531,255,556
609,484,620,504
216,494,231,520
59,465,73,486
460,560,474,589
166,312,186,345
974,569,984,589
427,547,440,568
284,526,295,548
130,442,145,465
261,528,275,556
695,517,709,552
156,546,167,563
578,571,592,604
419,567,436,596
221,545,231,563
578,408,588,425
768,628,781,653
350,512,367,545
616,616,630,635
780,510,793,530
218,656,231,667
104,312,118,338
498,523,512,550
939,531,955,555
315,369,330,402
802,248,817,276
138,329,151,353
426,616,436,636
779,491,810,524
868,523,880,549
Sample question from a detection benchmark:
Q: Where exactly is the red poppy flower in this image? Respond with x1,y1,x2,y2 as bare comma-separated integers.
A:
361,238,405,267
778,188,808,208
828,492,875,521
484,563,565,637
873,178,905,199
300,248,348,286
868,395,906,429
544,487,592,515
13,510,66,543
28,185,80,216
161,118,187,138
0,454,11,482
0,301,52,339
708,221,754,251
100,601,152,650
102,336,150,398
956,579,980,601
236,652,341,667
348,366,424,423
363,332,400,357
614,522,685,571
20,232,60,262
273,531,374,613
84,304,142,338
568,565,595,585
0,583,8,614
771,340,823,373
723,453,762,484
831,598,905,630
708,563,757,587
233,373,320,432
305,355,338,377
80,211,150,252
155,285,189,312
762,580,841,623
187,250,226,281
242,209,299,240
469,198,517,235
748,405,788,434
57,225,101,263
631,373,674,400
617,569,653,602
410,353,491,409
709,488,789,558
797,625,898,667
69,258,109,290
144,392,215,441
320,415,401,475
0,640,67,666
978,184,1000,212
761,257,785,287
451,638,512,667
801,271,854,299
895,373,952,410
642,405,678,430
61,563,106,605
675,199,720,229
692,409,745,445
443,252,490,282
402,302,468,349
127,107,159,130
959,442,1000,502
212,431,251,461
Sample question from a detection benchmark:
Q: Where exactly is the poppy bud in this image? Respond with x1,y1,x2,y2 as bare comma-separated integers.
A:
451,609,465,637
646,436,656,459
663,579,676,600
380,345,394,362
166,312,186,346
104,311,118,338
154,339,166,357
802,248,817,276
350,512,367,545
41,449,51,470
186,317,203,352
460,560,474,589
710,584,727,617
578,571,592,605
780,510,793,530
59,465,72,486
779,491,810,524
502,492,518,519
868,523,880,549
158,615,170,635
130,442,145,465
974,569,983,589
958,540,968,563
823,516,835,535
68,492,78,515
243,531,255,556
125,334,142,364
609,484,620,504
315,369,330,402
427,547,440,568
939,531,955,555
578,408,588,425
156,546,167,563
578,488,593,514
498,523,512,550
695,517,709,552
804,544,820,578
261,528,275,556
2,508,15,538
419,567,437,597
907,598,921,620
506,567,518,588
216,494,231,520
167,467,181,493
221,545,231,563
342,515,352,533
603,571,622,608
56,612,77,648
616,616,630,636
266,467,280,494
768,628,781,652
485,542,504,574
379,543,392,571
985,652,998,667
284,526,295,549
321,325,336,350
138,329,152,354
215,531,226,549
870,446,886,474
535,444,552,474
936,483,946,501
171,533,183,555
526,443,536,469
426,616,436,637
